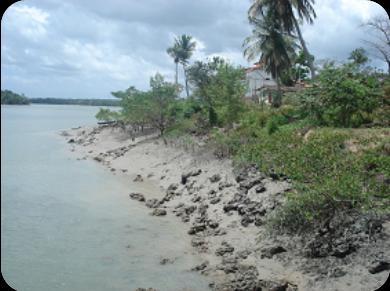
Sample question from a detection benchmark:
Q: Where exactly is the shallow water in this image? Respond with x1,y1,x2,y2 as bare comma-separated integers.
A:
1,104,209,291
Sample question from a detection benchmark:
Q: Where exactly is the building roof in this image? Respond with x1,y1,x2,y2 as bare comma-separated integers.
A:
245,62,265,73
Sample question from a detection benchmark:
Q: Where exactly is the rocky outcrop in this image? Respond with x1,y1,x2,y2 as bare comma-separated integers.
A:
151,208,167,216
215,241,235,256
145,198,160,208
133,174,144,182
209,174,222,183
129,192,145,202
181,169,202,184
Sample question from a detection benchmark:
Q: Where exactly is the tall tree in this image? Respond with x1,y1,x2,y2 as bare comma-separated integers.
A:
243,16,295,107
167,35,197,96
167,45,180,85
187,57,224,125
248,0,317,78
362,16,390,74
148,73,178,137
348,48,369,66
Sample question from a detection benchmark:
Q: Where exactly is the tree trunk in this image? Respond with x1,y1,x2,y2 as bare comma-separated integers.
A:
274,70,282,108
293,16,316,79
183,65,190,98
175,62,178,85
387,61,390,75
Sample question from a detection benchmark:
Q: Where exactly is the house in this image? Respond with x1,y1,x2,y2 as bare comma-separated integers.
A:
244,62,310,104
244,62,277,104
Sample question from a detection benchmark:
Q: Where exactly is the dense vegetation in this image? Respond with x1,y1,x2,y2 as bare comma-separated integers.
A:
1,90,30,105
95,5,389,233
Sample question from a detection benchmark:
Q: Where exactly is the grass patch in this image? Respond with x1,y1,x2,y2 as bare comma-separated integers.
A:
210,119,390,232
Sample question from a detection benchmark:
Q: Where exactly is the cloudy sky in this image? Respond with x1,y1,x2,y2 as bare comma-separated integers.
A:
1,0,388,99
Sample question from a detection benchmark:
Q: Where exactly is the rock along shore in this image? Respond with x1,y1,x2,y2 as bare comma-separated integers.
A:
62,125,390,291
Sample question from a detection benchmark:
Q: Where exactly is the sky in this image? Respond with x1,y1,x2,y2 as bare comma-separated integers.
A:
1,0,388,99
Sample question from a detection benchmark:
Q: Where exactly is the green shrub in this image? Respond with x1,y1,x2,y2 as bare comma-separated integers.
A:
266,116,280,134
220,123,389,232
299,63,382,128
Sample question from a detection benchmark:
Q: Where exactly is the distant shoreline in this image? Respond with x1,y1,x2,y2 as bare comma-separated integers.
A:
29,98,120,107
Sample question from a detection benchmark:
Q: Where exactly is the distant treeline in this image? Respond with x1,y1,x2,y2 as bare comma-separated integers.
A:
1,90,30,105
1,90,120,106
29,98,120,106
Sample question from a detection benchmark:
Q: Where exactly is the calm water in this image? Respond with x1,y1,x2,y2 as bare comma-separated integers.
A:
1,104,209,291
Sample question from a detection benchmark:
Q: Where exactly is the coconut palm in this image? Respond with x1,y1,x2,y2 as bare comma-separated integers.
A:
167,35,196,97
243,16,295,107
176,35,197,97
248,0,317,78
167,44,180,85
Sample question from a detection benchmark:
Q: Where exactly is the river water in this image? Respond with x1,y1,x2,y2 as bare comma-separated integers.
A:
1,104,209,291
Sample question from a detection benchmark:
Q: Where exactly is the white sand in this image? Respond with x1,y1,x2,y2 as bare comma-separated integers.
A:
62,125,390,291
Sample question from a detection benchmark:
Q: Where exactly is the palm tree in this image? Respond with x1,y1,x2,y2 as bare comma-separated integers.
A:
167,45,180,85
248,0,317,78
167,35,196,97
243,16,295,107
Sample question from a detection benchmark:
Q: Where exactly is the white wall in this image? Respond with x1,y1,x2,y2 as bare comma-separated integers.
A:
245,69,276,102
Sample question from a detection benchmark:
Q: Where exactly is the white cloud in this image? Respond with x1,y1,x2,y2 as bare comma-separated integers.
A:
4,4,49,41
1,0,388,99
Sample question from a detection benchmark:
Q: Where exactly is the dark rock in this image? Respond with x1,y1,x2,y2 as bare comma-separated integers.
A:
181,169,202,184
167,183,178,192
331,242,356,258
133,174,144,182
269,172,280,180
151,209,167,216
329,267,347,278
257,280,297,291
305,237,331,258
236,249,251,259
218,258,239,274
210,197,221,204
215,242,234,256
129,192,145,202
174,203,185,209
191,195,202,203
241,215,254,227
192,261,209,271
207,220,219,229
218,181,234,190
145,198,160,208
208,189,216,195
261,246,287,259
368,260,390,274
239,176,263,191
209,174,222,183
188,223,206,235
68,138,75,143
211,265,259,290
93,156,103,162
191,237,206,247
208,228,227,236
185,205,197,215
135,288,157,291
223,203,238,212
255,184,266,193
197,203,209,216
160,257,175,265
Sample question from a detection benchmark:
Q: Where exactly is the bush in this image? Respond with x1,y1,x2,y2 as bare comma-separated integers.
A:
217,123,389,232
298,63,382,127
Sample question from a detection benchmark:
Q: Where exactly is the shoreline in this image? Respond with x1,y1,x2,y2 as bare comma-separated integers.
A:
62,125,390,291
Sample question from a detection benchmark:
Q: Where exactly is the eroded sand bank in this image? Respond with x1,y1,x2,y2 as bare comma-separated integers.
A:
62,125,390,291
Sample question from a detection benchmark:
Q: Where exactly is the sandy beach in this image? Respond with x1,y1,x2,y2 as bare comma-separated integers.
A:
62,125,390,291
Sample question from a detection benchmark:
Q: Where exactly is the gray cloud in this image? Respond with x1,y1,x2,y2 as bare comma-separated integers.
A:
1,0,388,99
